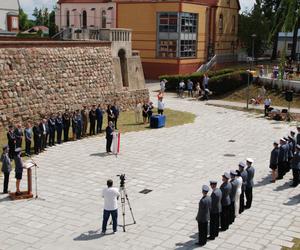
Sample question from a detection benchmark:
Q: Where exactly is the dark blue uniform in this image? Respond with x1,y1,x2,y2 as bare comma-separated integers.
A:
105,125,113,153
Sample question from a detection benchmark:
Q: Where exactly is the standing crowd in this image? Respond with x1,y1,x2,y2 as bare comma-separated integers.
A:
196,158,255,246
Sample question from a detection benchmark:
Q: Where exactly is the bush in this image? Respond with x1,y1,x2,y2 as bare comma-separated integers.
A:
159,68,236,91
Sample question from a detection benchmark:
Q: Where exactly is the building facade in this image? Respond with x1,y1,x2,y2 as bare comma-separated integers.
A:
277,30,300,60
56,0,240,78
0,0,19,36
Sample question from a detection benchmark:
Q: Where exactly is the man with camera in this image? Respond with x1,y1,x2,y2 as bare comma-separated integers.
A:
102,179,120,234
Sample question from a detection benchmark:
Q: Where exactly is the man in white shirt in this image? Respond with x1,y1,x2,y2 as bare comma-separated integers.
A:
102,179,120,234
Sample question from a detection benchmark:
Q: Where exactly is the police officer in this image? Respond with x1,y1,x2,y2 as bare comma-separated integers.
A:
229,170,238,224
196,185,211,246
209,180,222,240
290,144,300,187
245,158,255,209
14,148,24,195
220,172,232,231
1,145,11,193
283,137,290,174
270,141,279,183
238,162,248,214
278,138,287,179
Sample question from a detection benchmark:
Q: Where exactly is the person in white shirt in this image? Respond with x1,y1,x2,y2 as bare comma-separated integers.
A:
179,80,185,98
160,79,167,92
134,101,142,124
102,179,120,234
158,97,165,115
264,97,271,116
234,170,243,217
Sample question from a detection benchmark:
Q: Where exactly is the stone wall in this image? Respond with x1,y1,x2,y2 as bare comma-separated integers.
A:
0,41,149,128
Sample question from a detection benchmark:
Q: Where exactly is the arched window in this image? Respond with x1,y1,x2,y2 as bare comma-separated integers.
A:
82,10,87,28
219,14,223,34
102,10,106,28
232,15,236,33
66,10,70,27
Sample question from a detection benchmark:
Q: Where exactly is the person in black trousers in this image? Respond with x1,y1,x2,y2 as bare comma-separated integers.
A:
107,104,115,124
24,122,32,156
7,125,16,160
111,102,120,129
196,185,211,246
39,119,49,151
220,172,232,231
56,112,63,144
1,145,11,194
239,162,248,214
14,123,23,148
105,121,114,153
96,104,103,133
89,105,97,135
209,180,222,240
48,114,56,146
33,122,42,154
63,110,71,142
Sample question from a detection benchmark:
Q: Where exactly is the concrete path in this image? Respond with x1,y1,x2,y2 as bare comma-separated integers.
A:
0,84,300,250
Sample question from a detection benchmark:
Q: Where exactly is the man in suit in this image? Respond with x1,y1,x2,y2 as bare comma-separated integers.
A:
245,158,255,209
290,144,300,187
239,162,248,214
196,185,211,246
56,112,63,144
105,121,114,153
270,141,279,183
220,172,232,231
48,114,56,146
14,122,23,148
40,119,49,151
63,110,71,142
209,180,222,240
1,145,11,194
7,125,16,160
33,122,42,155
96,104,103,134
81,105,89,137
229,170,238,224
278,138,287,180
111,102,120,130
89,105,97,135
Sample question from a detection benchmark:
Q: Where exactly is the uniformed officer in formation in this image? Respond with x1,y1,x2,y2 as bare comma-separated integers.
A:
238,162,247,214
229,170,238,224
1,145,11,193
291,144,300,187
245,158,255,209
209,180,222,240
196,185,211,246
220,172,232,231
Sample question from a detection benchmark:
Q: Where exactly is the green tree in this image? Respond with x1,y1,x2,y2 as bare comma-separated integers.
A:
49,10,58,37
19,8,31,31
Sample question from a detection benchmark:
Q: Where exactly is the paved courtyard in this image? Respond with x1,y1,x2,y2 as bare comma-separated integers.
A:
0,85,300,250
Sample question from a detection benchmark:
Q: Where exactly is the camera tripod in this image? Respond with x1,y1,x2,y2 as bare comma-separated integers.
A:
118,175,136,232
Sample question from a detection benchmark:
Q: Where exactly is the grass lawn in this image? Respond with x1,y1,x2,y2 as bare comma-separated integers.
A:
282,238,300,250
219,84,300,109
0,108,195,173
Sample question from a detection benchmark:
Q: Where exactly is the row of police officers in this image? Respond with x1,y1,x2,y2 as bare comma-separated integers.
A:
196,159,255,246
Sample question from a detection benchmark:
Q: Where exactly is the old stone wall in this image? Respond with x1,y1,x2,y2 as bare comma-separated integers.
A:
0,41,149,128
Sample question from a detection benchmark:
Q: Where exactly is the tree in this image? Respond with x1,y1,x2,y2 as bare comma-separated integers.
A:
49,10,58,37
19,8,30,31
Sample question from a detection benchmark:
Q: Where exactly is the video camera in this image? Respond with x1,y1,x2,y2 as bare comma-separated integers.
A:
117,174,126,188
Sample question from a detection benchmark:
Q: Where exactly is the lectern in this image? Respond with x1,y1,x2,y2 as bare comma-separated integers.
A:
9,161,34,200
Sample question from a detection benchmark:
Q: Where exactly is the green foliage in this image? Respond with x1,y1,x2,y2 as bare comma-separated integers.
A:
159,69,249,96
49,11,58,37
16,33,43,39
19,8,33,31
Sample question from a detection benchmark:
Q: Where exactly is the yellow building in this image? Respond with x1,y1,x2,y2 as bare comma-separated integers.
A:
116,0,240,78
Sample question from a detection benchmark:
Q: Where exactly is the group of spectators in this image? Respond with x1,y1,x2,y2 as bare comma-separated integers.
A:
5,102,120,158
269,127,300,186
196,159,255,246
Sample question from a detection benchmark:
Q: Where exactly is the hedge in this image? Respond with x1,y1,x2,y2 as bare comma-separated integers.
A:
160,70,251,95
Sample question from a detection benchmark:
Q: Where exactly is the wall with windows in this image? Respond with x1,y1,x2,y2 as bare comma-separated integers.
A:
55,3,116,30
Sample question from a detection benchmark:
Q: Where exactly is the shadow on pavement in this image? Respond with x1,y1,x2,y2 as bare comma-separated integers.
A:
283,194,300,206
273,181,291,191
0,196,11,203
89,152,115,157
74,230,114,241
175,233,199,250
254,174,272,187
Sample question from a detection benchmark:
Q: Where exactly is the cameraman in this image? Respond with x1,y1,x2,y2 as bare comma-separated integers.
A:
101,179,120,234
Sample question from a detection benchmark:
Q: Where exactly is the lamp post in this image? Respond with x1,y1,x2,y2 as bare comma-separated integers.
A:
246,34,256,109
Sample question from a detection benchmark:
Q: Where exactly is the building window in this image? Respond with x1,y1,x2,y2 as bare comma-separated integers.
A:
12,16,18,29
157,12,198,58
232,15,236,33
82,10,87,28
102,10,107,28
219,14,223,34
66,10,70,27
